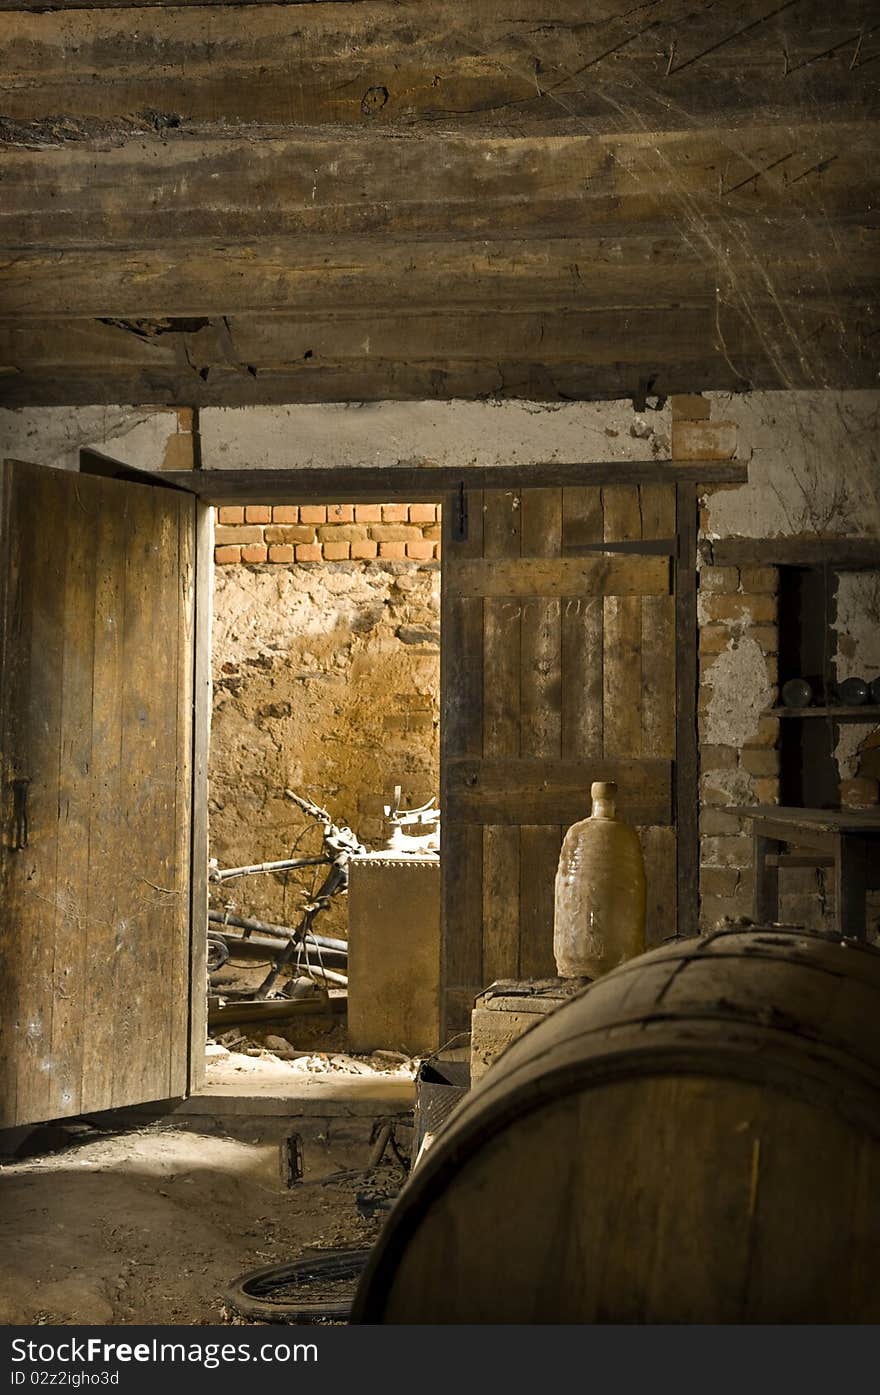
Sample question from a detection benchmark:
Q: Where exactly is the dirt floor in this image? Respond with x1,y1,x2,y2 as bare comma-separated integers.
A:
0,1051,415,1326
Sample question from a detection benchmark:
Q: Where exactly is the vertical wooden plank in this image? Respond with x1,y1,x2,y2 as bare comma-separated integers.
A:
640,483,676,760
642,594,676,757
80,484,127,1115
641,825,677,947
48,475,98,1119
518,825,563,979
479,490,524,989
441,491,486,1035
113,484,169,1106
561,486,604,759
166,495,194,1097
675,482,700,937
186,500,211,1095
639,483,676,542
519,489,563,980
481,824,521,983
602,486,643,759
0,464,15,1122
6,468,68,1125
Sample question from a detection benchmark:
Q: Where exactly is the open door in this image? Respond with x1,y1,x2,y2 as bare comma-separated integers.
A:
0,458,210,1128
440,484,679,1034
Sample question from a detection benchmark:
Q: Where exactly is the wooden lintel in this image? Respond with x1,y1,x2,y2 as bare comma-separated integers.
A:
704,537,880,569
157,460,747,504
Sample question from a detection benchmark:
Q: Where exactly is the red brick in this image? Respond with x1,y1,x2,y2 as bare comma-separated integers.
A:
322,541,351,561
702,594,777,625
295,543,322,562
423,524,442,541
740,566,779,594
300,506,327,524
699,625,731,653
215,525,264,545
741,748,780,777
743,716,780,749
351,540,378,559
406,540,435,560
245,505,271,524
370,524,422,542
408,503,437,523
381,503,409,522
355,504,382,523
699,867,739,897
265,525,315,545
316,524,368,542
671,394,711,420
433,542,442,559
699,565,739,593
217,506,244,525
753,778,779,804
273,505,299,523
672,420,737,461
240,544,268,564
214,544,241,565
267,544,294,563
327,504,355,523
379,542,407,560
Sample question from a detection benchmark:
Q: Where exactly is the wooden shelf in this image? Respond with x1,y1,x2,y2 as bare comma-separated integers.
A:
768,706,880,720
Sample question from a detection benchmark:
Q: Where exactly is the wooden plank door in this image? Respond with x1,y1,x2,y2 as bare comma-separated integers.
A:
440,483,679,1033
0,459,205,1127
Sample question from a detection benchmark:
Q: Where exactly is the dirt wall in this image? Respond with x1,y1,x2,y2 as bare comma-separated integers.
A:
209,554,440,938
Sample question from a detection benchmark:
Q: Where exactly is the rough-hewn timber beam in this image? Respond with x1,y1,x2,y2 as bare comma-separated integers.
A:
0,0,876,134
1,125,875,250
2,228,876,319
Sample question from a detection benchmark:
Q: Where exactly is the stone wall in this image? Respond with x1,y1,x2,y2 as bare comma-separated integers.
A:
209,546,440,938
696,390,880,938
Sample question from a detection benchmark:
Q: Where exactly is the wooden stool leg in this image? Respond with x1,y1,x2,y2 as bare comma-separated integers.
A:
835,835,868,941
754,834,779,925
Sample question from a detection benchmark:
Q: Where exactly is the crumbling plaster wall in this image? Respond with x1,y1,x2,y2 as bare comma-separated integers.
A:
0,405,195,472
697,389,880,937
209,557,440,938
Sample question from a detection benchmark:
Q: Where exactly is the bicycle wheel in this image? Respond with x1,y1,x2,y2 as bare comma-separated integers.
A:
224,1248,371,1324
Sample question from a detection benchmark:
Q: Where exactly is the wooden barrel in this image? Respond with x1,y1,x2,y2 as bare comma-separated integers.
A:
353,928,880,1323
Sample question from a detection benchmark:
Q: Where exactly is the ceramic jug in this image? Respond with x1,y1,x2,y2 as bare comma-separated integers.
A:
553,780,646,978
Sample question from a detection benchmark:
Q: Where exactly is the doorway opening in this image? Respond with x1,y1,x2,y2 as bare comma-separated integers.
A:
205,499,443,1089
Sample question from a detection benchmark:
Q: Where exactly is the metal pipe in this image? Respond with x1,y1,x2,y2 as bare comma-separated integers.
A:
211,854,329,883
208,909,347,953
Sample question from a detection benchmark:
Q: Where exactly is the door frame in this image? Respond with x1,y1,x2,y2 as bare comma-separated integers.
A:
101,457,745,1047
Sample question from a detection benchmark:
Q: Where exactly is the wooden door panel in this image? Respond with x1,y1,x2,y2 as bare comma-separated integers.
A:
441,481,679,1033
0,461,196,1127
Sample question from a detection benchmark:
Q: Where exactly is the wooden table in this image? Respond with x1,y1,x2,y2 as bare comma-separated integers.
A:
728,806,880,941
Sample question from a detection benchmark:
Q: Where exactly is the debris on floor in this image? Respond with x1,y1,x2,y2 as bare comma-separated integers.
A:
0,1112,410,1326
206,1039,418,1078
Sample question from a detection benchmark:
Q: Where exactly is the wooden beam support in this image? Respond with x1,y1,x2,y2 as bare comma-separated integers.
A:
1,1,876,133
704,537,880,569
147,462,747,505
3,127,876,249
675,482,700,938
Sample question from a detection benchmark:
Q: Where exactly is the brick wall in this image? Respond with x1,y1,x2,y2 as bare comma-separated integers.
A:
697,561,780,927
214,503,441,566
672,395,784,930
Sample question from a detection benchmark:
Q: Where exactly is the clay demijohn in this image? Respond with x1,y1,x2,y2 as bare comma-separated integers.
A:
553,780,646,979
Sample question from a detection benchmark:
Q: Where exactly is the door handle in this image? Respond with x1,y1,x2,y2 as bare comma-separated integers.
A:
11,777,30,850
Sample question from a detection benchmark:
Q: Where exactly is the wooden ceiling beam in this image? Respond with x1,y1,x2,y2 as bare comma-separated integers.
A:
2,124,876,251
0,0,876,135
0,289,874,405
3,228,877,319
